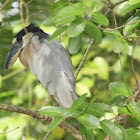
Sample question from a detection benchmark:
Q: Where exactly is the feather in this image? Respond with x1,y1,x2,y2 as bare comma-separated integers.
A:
24,34,78,108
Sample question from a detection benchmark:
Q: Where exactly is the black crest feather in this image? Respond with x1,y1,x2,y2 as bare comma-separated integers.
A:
14,23,49,39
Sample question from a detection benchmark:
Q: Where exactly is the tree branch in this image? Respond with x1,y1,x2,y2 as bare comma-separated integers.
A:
131,35,139,91
0,103,85,140
102,20,140,31
0,0,12,12
75,39,94,78
0,127,19,134
113,0,126,8
20,0,28,33
43,131,51,140
102,0,109,7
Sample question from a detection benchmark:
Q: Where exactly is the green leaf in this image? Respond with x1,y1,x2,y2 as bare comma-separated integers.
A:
109,82,132,96
77,113,100,129
109,95,127,107
126,128,139,136
94,129,107,140
83,0,93,7
57,107,68,115
126,135,140,140
39,106,63,117
52,16,76,26
48,26,67,43
78,102,105,116
85,21,102,43
114,123,127,140
92,57,109,80
68,33,82,54
87,1,98,15
112,38,125,53
118,1,140,14
71,110,84,118
57,3,84,18
71,93,87,110
118,106,131,115
42,18,54,26
123,16,140,35
46,116,64,132
66,93,87,116
127,101,140,122
92,12,109,26
136,24,140,30
93,103,113,113
86,104,105,116
50,0,68,15
86,128,95,140
133,46,140,61
0,91,14,98
125,42,133,56
103,30,121,36
67,17,85,37
85,92,101,112
101,120,123,140
129,0,140,5
79,124,95,140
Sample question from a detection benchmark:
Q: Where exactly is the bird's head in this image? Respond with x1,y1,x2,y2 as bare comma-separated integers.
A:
4,23,48,70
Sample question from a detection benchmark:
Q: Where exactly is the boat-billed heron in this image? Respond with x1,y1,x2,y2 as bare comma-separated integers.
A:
4,24,78,108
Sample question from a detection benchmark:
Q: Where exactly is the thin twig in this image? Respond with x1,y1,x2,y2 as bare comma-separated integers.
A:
113,0,126,8
29,9,49,17
118,52,124,82
20,0,37,51
102,0,109,6
0,0,11,12
68,0,72,6
121,36,140,38
102,0,126,9
0,0,31,29
105,8,110,16
98,8,111,28
118,53,123,70
20,0,28,34
0,103,85,140
1,15,17,28
75,39,94,78
41,95,52,108
0,127,19,134
108,0,111,4
43,131,51,140
107,0,111,4
2,68,25,80
131,37,139,91
112,10,117,27
24,2,29,23
103,20,140,31
112,5,124,79
24,0,33,6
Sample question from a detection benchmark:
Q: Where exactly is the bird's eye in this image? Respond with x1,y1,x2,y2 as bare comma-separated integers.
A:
17,36,22,42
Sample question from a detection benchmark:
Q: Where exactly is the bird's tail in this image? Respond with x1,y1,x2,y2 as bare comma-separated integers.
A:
53,72,78,108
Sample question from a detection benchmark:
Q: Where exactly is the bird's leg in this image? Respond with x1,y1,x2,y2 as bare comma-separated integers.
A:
41,94,52,108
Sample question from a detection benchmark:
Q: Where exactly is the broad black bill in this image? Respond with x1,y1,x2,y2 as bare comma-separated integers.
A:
4,41,23,70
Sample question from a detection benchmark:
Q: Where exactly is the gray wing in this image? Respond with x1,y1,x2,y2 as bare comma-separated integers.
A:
29,38,78,108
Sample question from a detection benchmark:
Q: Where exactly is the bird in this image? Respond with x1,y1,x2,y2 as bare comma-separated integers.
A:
4,23,78,108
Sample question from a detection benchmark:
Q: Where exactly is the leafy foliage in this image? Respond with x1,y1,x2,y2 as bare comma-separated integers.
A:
101,120,123,140
1,0,140,139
